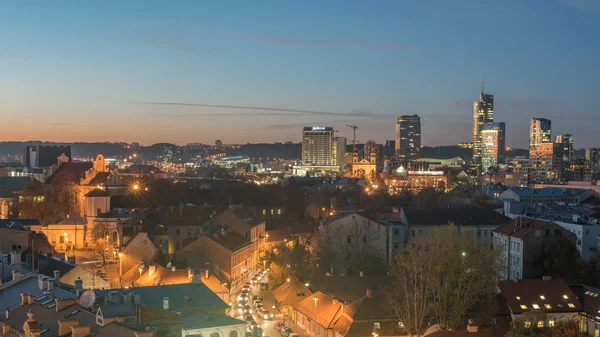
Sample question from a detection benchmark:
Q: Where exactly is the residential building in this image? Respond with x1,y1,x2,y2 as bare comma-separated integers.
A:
586,148,600,171
0,176,39,219
480,172,521,187
304,275,390,302
0,271,76,310
395,115,421,160
178,231,254,288
179,313,247,337
493,217,577,279
500,187,594,217
566,158,593,182
481,122,506,171
120,262,192,288
571,284,600,337
118,232,160,277
302,126,335,166
0,220,31,254
498,278,581,327
554,220,600,261
293,291,343,337
318,213,393,275
151,204,214,251
23,145,72,168
383,170,450,193
382,140,396,163
397,207,510,249
473,84,495,169
554,134,574,162
272,276,313,317
213,206,266,267
529,118,552,150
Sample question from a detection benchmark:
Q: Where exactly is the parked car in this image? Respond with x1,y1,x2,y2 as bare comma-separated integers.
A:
251,277,258,284
280,327,293,337
253,297,264,305
259,310,272,320
273,322,284,331
243,305,253,314
255,303,264,313
254,327,264,337
288,334,299,337
253,300,263,307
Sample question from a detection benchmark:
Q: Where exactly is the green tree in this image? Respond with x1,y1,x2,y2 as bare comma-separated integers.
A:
264,231,316,286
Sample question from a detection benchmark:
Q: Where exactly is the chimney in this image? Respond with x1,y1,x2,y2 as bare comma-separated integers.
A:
74,278,83,293
542,276,552,281
12,270,21,283
204,269,210,279
47,279,54,291
37,275,45,291
58,321,79,337
121,293,130,304
187,267,193,279
148,265,156,276
54,270,60,282
171,266,176,272
27,294,35,305
163,297,169,311
10,251,21,265
134,330,157,337
192,270,201,284
366,289,372,298
55,299,76,312
21,293,28,306
513,278,518,283
359,271,364,278
71,325,91,337
4,306,8,319
131,292,141,305
108,291,121,304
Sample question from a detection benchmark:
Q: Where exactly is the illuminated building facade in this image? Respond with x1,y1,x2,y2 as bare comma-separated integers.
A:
481,122,506,171
529,142,563,184
332,137,347,170
396,115,421,160
302,126,335,166
529,118,551,150
554,134,574,162
384,170,449,193
473,85,494,169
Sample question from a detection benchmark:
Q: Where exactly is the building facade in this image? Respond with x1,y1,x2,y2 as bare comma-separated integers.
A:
395,115,421,160
529,118,552,150
481,122,506,171
473,87,494,169
333,137,347,171
23,145,72,168
554,134,574,162
302,127,335,166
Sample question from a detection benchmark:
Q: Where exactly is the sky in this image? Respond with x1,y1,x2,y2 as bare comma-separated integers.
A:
0,0,599,148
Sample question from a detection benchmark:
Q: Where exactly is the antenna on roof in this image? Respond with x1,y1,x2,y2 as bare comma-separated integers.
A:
481,78,485,94
80,290,96,308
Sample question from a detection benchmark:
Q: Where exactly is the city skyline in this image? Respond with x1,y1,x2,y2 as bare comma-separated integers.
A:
1,1,599,147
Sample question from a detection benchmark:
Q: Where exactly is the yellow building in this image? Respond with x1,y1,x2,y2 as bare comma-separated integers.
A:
351,151,376,179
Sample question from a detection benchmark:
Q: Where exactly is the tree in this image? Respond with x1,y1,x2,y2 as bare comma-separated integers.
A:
18,183,78,225
384,224,502,335
90,221,112,266
264,231,316,287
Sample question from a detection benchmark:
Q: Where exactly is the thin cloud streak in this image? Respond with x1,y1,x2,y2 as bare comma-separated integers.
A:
563,0,600,11
133,101,392,118
116,28,199,52
207,28,420,50
242,119,364,131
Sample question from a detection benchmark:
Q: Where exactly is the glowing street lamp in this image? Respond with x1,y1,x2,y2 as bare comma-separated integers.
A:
133,184,139,190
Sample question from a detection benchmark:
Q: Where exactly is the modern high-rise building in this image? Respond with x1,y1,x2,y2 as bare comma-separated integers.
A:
472,83,494,169
481,122,506,171
554,134,574,162
395,115,421,160
301,126,335,166
529,142,563,183
383,140,396,163
333,137,347,170
529,118,552,150
23,145,72,168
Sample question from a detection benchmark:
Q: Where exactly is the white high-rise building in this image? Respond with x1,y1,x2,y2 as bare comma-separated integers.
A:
302,126,335,166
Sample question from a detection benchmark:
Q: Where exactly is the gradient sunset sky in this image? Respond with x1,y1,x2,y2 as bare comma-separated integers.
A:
1,0,598,148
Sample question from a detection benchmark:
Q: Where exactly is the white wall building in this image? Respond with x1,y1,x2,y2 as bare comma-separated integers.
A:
555,220,600,261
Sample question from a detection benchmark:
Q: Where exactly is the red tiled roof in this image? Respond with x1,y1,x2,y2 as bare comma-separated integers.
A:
492,217,554,238
293,291,343,328
498,278,582,314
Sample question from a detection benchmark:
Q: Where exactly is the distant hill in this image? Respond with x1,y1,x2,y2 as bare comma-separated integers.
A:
226,143,301,160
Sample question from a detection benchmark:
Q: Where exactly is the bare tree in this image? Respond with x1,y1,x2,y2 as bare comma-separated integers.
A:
18,183,78,225
90,221,112,265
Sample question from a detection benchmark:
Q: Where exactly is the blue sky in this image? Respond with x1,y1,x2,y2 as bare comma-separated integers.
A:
0,0,598,147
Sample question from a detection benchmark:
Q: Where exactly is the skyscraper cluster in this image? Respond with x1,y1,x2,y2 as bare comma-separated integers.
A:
472,80,505,173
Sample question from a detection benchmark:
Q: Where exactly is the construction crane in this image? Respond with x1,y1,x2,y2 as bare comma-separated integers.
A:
346,125,358,152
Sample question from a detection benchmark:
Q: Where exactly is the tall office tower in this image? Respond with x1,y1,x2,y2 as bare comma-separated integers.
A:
302,126,335,166
24,145,72,168
529,118,552,150
333,137,347,170
395,115,421,160
472,81,494,169
481,122,506,171
529,142,563,183
554,134,573,162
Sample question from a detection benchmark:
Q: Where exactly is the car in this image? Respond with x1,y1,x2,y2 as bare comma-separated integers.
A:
253,299,263,307
252,296,264,304
251,277,258,284
243,305,253,314
254,327,264,337
288,334,300,337
245,314,253,321
259,310,272,320
280,327,293,337
273,322,284,331
255,303,264,313
260,283,268,290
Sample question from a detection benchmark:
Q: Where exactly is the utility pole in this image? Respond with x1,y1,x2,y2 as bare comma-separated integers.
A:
346,125,358,152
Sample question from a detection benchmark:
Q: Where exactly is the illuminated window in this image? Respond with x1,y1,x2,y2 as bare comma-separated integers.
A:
568,303,575,308
520,305,528,310
537,321,544,328
540,295,545,300
545,304,552,309
516,296,521,300
532,304,540,309
524,321,531,328
262,209,266,215
548,319,555,328
563,295,569,299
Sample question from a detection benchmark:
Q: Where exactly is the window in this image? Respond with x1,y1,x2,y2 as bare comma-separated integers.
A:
176,228,180,236
211,332,221,337
271,209,274,215
394,229,400,236
523,321,531,328
187,228,191,236
411,230,416,237
393,243,399,249
568,303,575,308
520,305,528,310
277,209,281,215
516,296,521,300
398,322,404,328
477,230,481,238
539,295,545,300
262,209,266,215
537,321,544,328
545,304,552,309
60,236,64,244
374,322,381,329
532,304,540,309
12,244,22,250
347,236,352,244
362,236,367,244
484,230,488,238
544,229,551,236
230,331,239,337
563,295,569,299
555,229,562,236
97,208,102,215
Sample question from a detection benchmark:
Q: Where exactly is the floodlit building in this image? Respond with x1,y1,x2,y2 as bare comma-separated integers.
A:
529,118,552,150
481,122,506,171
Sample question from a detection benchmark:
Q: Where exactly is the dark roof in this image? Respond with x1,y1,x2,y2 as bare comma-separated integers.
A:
306,276,390,302
88,171,111,186
498,278,582,314
37,256,76,278
180,313,246,330
99,304,137,318
402,208,510,226
0,176,38,198
45,162,93,185
96,283,228,313
570,284,600,316
230,208,265,227
159,205,215,226
342,294,392,320
85,188,110,197
206,232,252,251
0,219,40,230
492,217,557,238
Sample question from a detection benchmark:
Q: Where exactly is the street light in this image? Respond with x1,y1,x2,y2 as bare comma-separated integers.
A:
133,184,139,190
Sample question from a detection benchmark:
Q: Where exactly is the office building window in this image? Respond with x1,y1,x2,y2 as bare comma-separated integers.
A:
347,236,352,244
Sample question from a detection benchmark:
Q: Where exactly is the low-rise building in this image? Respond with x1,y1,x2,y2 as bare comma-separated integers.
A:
118,232,160,277
493,217,577,280
272,276,313,317
179,313,247,337
0,220,31,254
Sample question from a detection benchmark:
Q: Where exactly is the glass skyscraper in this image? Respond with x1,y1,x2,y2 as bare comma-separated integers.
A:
529,118,552,150
481,122,506,171
395,115,421,160
473,90,494,169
